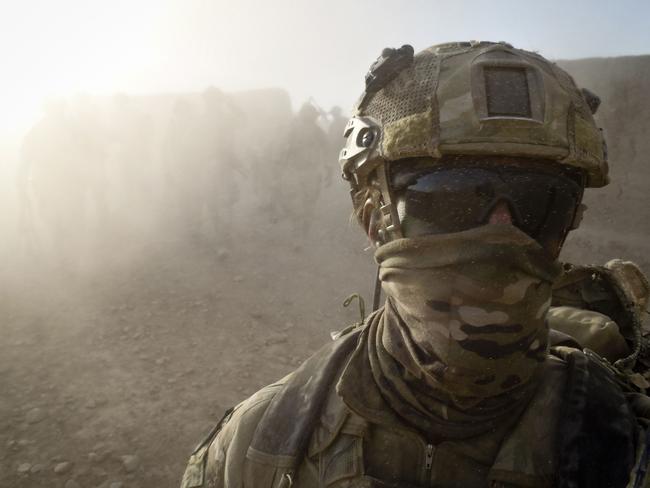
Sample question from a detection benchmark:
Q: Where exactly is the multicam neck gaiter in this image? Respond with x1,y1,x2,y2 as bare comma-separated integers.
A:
375,224,562,403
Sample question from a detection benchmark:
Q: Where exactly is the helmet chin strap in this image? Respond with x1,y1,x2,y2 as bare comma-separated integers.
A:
375,162,403,242
372,164,400,312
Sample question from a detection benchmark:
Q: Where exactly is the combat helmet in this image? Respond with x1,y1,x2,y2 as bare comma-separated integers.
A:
340,41,609,245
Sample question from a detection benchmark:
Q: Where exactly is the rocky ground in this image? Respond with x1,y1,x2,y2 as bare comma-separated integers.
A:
0,200,375,488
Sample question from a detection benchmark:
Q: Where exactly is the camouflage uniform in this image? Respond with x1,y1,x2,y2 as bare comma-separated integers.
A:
182,42,650,488
182,320,645,488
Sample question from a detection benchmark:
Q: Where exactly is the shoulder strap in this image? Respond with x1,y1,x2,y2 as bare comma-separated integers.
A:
489,356,566,488
553,347,638,488
181,407,235,488
246,327,362,470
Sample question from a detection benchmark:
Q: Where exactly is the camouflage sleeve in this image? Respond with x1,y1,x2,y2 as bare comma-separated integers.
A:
180,379,288,488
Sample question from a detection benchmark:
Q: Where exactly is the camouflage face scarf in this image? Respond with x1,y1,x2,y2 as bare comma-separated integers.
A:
375,224,562,405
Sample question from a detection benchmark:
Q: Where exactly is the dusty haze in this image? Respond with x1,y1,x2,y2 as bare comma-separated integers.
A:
1,2,650,487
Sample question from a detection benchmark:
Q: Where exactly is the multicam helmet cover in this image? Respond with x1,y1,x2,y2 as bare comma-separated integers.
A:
340,41,609,240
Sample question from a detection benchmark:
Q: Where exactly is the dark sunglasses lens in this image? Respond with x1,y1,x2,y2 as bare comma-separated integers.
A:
395,168,498,233
392,166,582,253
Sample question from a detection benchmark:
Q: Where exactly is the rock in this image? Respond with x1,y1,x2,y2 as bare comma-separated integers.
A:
25,407,46,424
64,479,82,488
90,442,106,452
30,463,45,473
217,248,230,260
233,275,244,282
85,400,97,409
265,333,288,345
89,466,107,478
17,463,31,475
120,454,140,473
54,461,73,474
109,482,124,488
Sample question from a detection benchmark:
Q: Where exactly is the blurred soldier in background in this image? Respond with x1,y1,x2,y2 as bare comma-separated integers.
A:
325,105,348,188
199,86,246,247
19,98,71,261
327,106,347,155
163,98,204,242
68,94,110,244
279,101,329,240
182,41,650,488
110,93,155,232
19,97,101,269
229,88,294,224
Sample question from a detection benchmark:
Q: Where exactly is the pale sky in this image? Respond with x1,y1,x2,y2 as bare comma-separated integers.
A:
1,0,649,134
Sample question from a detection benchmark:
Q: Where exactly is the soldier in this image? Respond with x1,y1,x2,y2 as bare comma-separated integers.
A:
324,105,348,190
182,42,650,487
19,98,87,268
327,106,348,153
163,97,204,241
199,86,246,246
110,93,155,231
278,101,329,239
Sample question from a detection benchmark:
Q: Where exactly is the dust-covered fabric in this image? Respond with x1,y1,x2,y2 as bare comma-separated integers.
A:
369,300,534,439
336,303,535,440
375,224,562,403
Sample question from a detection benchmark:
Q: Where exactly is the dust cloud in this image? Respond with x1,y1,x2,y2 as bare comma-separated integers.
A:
0,87,373,487
1,57,649,487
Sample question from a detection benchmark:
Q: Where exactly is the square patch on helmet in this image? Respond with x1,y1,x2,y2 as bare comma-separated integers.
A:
484,67,531,118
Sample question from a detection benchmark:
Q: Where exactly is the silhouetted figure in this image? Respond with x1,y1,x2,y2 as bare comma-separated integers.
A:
198,87,246,246
19,98,88,269
326,105,348,184
110,93,155,232
163,98,204,241
68,95,110,240
279,101,329,239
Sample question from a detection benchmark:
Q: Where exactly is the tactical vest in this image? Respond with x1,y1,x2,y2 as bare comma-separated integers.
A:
182,326,645,488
